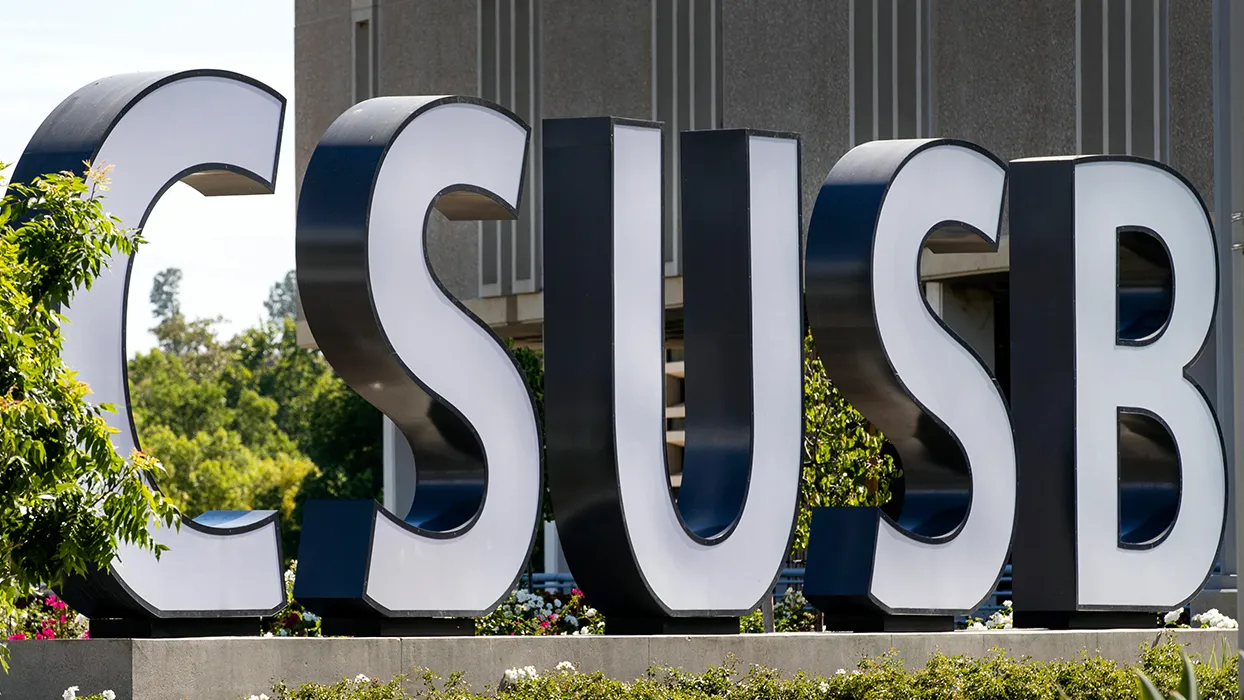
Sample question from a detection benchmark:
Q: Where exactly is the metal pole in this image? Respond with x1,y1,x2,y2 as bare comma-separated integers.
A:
1211,0,1242,679
1212,0,1236,589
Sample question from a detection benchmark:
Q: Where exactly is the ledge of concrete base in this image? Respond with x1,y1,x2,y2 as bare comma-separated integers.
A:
0,630,1235,700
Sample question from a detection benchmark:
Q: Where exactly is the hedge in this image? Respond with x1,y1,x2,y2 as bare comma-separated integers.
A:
249,633,1237,699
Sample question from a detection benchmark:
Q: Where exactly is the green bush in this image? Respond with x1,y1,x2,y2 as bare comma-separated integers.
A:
247,634,1239,699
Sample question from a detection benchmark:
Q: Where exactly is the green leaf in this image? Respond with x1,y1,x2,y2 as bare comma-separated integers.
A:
1136,669,1167,700
1177,648,1198,700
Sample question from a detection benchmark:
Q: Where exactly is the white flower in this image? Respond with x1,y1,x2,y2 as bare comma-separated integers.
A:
556,660,576,672
354,673,370,683
63,687,79,700
584,607,597,618
819,681,830,692
1164,609,1182,625
101,692,116,700
1002,600,1013,609
969,621,986,630
835,668,846,675
247,695,270,700
502,665,540,685
1192,609,1237,629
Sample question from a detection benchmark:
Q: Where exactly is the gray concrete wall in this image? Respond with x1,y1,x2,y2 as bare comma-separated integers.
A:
1169,0,1214,217
542,0,652,120
294,0,354,191
721,0,850,233
3,630,1234,700
294,0,480,302
376,0,480,301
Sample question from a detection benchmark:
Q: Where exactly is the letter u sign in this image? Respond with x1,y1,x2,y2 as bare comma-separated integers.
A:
7,72,1226,636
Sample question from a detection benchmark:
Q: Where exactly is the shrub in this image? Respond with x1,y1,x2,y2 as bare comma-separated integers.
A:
475,587,603,636
4,592,86,640
245,633,1238,699
739,589,817,633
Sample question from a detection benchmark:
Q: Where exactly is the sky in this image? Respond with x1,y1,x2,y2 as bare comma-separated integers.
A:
0,1,296,355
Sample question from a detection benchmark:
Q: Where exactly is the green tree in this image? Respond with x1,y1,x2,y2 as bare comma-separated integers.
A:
149,266,181,321
130,314,322,557
793,332,899,552
0,165,179,663
264,269,297,320
130,308,380,558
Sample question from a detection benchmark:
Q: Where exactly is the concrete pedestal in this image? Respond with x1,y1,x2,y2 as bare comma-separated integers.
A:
0,629,1235,700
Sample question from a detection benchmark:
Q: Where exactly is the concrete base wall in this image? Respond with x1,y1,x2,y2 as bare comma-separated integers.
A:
1,630,1236,700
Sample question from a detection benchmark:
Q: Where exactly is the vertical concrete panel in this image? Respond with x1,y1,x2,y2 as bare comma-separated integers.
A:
295,0,354,190
375,0,481,301
720,0,850,232
1169,3,1213,214
542,0,653,120
931,0,1077,161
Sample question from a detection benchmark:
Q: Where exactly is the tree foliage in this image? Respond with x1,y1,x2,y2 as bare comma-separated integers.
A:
129,271,380,557
264,269,297,320
794,332,899,552
149,267,181,321
0,165,179,662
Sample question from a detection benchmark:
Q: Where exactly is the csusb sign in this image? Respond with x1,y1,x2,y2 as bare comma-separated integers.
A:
8,69,1227,637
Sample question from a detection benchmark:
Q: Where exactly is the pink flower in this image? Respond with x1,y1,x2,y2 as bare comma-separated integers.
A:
571,589,583,597
59,615,65,624
540,620,550,629
42,629,54,639
34,633,43,640
80,631,89,640
8,633,25,640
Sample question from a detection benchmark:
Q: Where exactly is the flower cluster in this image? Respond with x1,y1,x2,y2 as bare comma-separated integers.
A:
962,600,1013,630
1192,608,1238,629
502,664,540,686
262,560,321,637
475,587,603,636
7,592,88,640
62,687,114,700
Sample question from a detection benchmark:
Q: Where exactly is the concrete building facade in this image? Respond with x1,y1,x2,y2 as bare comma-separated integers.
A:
293,1,1242,598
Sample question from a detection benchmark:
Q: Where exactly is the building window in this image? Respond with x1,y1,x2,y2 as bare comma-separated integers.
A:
479,0,542,299
654,0,722,278
352,2,378,104
1077,0,1169,160
850,0,931,145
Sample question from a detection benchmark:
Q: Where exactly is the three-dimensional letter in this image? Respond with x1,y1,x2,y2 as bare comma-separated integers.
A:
294,97,541,634
10,70,288,635
542,119,803,633
802,139,1015,630
1009,156,1226,627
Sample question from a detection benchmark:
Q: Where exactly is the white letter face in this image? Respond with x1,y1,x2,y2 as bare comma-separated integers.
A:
542,120,803,623
294,97,542,617
1074,161,1224,607
10,71,287,618
1009,155,1225,617
802,139,1015,619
